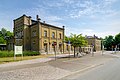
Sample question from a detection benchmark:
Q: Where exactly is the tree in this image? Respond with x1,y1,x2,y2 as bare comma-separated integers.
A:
0,28,13,44
65,34,88,57
0,37,5,44
114,33,120,49
5,31,13,37
104,35,114,50
115,33,120,45
1,28,7,37
65,36,69,42
0,31,3,37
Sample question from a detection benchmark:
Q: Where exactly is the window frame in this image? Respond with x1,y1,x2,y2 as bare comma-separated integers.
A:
32,30,36,37
52,32,55,38
44,30,47,37
59,33,62,39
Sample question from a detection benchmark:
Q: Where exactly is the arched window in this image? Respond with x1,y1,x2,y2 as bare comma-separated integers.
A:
59,33,61,39
52,32,55,38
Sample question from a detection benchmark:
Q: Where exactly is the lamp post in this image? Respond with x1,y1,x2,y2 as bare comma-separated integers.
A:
68,40,70,59
102,40,104,56
112,45,114,54
63,26,65,54
117,43,120,52
115,45,117,53
92,44,94,57
53,42,57,60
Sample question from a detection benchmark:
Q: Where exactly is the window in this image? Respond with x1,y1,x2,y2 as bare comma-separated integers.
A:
59,33,61,39
52,32,55,38
16,31,21,38
21,31,23,37
44,30,47,37
67,45,68,51
33,40,36,45
32,30,36,37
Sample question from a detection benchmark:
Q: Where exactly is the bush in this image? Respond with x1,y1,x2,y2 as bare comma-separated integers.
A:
23,51,40,56
0,51,14,57
0,51,40,58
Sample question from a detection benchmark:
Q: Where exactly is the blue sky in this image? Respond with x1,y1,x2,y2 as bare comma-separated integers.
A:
0,0,120,38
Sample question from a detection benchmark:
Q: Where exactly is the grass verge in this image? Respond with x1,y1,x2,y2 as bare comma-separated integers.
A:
0,54,54,64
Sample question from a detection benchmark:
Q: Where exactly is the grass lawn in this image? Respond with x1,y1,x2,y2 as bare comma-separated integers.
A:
0,54,54,64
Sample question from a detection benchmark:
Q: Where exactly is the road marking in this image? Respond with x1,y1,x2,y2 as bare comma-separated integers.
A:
61,63,104,79
63,61,89,65
63,58,80,62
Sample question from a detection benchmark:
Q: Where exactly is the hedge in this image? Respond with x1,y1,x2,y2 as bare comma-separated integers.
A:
0,51,40,58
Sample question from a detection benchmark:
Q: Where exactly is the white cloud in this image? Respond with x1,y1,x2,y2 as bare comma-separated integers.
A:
44,16,63,21
63,0,75,4
35,0,118,19
69,0,117,18
22,0,120,38
44,1,64,8
47,21,64,28
81,30,117,38
22,4,64,27
65,27,119,38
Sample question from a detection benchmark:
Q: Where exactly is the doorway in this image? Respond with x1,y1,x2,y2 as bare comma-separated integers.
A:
44,43,47,52
59,43,62,52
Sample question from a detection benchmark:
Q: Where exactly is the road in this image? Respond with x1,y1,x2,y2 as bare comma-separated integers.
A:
0,51,119,80
61,57,120,80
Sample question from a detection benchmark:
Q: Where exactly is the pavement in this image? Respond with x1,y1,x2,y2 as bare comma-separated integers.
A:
0,54,72,68
104,51,120,58
0,51,118,80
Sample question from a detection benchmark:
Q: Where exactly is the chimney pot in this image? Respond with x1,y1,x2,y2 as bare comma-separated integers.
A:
43,21,45,23
36,15,41,21
29,16,31,18
63,26,65,29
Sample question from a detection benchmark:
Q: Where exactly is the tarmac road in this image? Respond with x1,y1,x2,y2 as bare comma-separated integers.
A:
61,58,120,80
0,51,118,80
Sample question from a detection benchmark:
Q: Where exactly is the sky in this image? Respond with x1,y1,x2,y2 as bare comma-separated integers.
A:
0,0,120,38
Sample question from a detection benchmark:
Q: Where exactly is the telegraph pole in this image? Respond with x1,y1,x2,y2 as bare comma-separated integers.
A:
68,40,70,59
63,26,65,54
54,42,57,60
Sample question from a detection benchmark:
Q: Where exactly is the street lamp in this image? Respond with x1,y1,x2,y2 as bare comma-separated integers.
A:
68,40,70,59
112,45,114,54
117,43,120,52
91,43,94,57
102,40,104,56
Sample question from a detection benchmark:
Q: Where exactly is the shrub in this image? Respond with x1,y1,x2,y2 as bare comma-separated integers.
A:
23,51,40,56
0,51,14,57
0,51,40,58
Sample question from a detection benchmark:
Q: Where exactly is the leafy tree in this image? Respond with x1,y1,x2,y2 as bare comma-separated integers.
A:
65,36,69,42
0,28,13,44
65,34,88,57
5,31,13,37
0,31,3,37
0,37,5,44
1,28,7,37
104,35,114,50
115,33,120,45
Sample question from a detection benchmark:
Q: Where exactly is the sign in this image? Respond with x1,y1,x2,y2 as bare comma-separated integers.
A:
54,42,57,46
14,46,23,54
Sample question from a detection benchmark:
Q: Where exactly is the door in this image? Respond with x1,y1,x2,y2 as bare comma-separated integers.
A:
44,43,47,52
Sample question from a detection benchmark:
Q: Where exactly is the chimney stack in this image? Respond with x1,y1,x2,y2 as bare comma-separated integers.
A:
62,26,65,29
36,15,41,21
43,21,45,23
